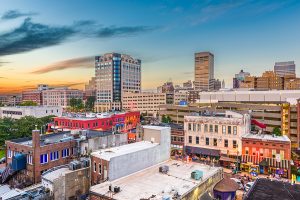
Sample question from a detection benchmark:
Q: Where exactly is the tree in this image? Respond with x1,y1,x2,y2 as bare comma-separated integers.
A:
20,101,38,106
69,98,84,112
85,96,96,112
161,115,171,123
273,127,281,136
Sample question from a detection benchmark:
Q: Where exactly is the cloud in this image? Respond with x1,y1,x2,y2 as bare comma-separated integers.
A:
96,26,156,38
50,82,86,88
0,77,7,79
1,10,37,20
0,16,157,57
0,61,10,67
31,56,94,74
0,18,76,56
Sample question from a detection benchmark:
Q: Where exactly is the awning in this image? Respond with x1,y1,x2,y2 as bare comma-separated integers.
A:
242,155,290,169
219,156,236,163
185,146,220,157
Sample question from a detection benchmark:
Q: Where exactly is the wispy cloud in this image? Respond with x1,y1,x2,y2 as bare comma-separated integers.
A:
0,18,76,56
0,16,157,57
0,61,10,67
31,56,94,74
1,10,37,20
0,77,7,79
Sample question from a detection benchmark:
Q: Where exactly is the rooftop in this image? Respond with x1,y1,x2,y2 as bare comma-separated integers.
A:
242,133,290,143
142,125,170,131
91,141,159,161
90,159,222,200
244,178,300,200
42,167,70,182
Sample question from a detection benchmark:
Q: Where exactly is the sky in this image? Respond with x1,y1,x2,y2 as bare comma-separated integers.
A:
0,0,300,94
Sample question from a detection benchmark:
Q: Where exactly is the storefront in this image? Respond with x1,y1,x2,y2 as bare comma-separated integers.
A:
185,146,220,161
219,156,238,169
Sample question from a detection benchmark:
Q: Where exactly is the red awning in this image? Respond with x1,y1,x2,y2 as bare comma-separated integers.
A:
251,119,267,129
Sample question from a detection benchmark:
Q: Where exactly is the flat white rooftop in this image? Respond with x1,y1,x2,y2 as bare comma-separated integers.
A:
142,125,171,131
242,133,290,142
42,167,70,182
90,159,222,200
91,141,159,161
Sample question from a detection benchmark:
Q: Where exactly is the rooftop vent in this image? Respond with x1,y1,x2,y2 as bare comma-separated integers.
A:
159,165,169,174
191,170,203,180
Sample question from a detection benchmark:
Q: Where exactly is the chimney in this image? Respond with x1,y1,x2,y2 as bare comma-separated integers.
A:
32,125,40,147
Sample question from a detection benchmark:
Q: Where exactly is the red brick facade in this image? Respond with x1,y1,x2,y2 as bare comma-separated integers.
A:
22,90,42,105
91,155,109,185
6,130,77,183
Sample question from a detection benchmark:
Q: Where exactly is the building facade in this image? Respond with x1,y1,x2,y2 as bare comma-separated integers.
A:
184,111,251,167
42,88,83,108
233,70,250,89
194,52,214,91
274,61,296,78
5,130,78,184
241,133,291,178
0,106,62,119
22,90,43,105
95,53,141,111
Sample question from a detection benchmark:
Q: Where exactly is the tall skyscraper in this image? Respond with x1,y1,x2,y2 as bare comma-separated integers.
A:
95,53,141,111
194,52,214,91
274,61,296,78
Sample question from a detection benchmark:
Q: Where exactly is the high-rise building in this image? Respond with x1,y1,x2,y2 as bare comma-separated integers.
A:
95,53,141,112
194,52,214,91
274,61,296,78
233,69,250,88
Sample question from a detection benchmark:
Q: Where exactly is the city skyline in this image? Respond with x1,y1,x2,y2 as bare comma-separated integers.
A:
1,0,300,94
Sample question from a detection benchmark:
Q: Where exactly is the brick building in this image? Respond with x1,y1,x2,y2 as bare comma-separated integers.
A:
22,90,43,105
241,133,291,178
5,130,78,184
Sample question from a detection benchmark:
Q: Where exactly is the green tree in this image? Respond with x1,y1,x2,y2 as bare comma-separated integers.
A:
69,98,84,112
85,96,96,112
161,115,171,123
20,101,38,106
273,127,281,136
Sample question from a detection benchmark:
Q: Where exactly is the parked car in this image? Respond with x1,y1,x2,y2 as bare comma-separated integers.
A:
230,178,244,190
245,182,255,192
0,157,6,164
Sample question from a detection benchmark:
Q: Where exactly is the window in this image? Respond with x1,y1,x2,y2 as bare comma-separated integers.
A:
62,148,70,158
197,124,201,132
204,124,208,132
272,150,276,158
94,162,97,172
205,138,209,145
260,148,264,157
228,126,232,134
188,123,192,131
222,125,226,134
50,151,59,161
213,138,217,146
215,125,218,133
209,125,213,132
193,124,196,131
99,163,102,174
196,136,199,144
27,154,33,165
224,139,228,148
7,149,12,158
233,140,237,148
233,126,237,135
188,136,192,143
40,154,48,164
280,150,284,160
245,147,249,155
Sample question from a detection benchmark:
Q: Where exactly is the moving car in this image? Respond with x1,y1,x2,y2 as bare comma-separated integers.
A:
245,182,255,192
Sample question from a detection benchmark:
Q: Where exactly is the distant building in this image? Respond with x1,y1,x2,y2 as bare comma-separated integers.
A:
85,77,97,99
42,87,83,108
0,106,62,119
90,159,223,200
95,53,141,112
90,126,171,184
194,52,214,91
233,70,250,88
22,84,49,105
42,160,90,200
184,111,251,167
241,133,291,178
182,80,193,89
274,61,296,78
0,95,22,106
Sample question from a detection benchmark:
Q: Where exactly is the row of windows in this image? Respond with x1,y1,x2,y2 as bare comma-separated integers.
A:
40,148,71,165
187,123,237,135
244,147,285,159
188,136,237,148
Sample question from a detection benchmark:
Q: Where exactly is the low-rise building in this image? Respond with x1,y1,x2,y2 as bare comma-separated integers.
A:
0,106,62,119
89,159,223,200
90,126,171,184
42,87,83,108
184,111,251,167
53,111,140,131
42,160,90,200
241,133,291,178
21,90,43,105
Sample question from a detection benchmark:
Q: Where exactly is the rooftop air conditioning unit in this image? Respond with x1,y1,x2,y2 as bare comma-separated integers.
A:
159,165,169,174
114,186,120,193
